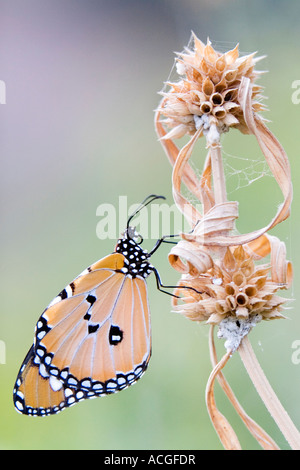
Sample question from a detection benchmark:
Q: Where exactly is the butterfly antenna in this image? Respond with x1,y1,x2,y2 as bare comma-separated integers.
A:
127,194,166,229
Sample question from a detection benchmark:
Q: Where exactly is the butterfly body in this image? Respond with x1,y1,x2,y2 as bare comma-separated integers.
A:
14,227,154,416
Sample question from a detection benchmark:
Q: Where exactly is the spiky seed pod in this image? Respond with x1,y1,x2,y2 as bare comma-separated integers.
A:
157,33,266,140
173,245,287,325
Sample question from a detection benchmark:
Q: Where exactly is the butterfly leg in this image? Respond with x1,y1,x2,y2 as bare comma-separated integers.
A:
148,235,179,257
150,266,201,298
150,266,180,298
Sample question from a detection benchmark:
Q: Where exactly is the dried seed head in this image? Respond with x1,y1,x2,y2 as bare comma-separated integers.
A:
173,246,288,325
157,34,265,141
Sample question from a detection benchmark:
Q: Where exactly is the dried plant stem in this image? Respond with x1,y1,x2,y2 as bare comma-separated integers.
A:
205,348,242,450
209,326,279,450
238,336,300,450
210,145,227,204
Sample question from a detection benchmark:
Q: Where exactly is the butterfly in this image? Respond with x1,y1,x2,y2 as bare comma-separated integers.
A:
13,195,181,416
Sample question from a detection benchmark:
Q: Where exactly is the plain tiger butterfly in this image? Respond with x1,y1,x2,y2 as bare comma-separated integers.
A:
13,195,183,416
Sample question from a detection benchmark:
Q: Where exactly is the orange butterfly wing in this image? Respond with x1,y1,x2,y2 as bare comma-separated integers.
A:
13,346,91,416
13,252,152,416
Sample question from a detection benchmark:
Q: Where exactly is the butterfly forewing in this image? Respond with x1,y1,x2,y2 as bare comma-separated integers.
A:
14,240,153,416
13,346,89,416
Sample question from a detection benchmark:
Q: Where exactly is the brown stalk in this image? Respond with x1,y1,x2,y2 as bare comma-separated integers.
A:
205,348,241,450
209,326,279,450
238,336,300,450
209,144,227,205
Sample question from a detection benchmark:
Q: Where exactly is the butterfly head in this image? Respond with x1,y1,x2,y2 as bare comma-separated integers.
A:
116,226,147,256
115,195,166,278
125,226,143,244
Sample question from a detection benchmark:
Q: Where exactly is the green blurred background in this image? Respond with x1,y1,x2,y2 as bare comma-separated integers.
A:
1,0,300,450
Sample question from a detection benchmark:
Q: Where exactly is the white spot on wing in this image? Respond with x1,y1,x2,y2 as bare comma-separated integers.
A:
15,401,24,411
39,363,50,378
65,284,73,297
50,375,63,392
78,268,89,277
37,330,46,340
48,296,61,308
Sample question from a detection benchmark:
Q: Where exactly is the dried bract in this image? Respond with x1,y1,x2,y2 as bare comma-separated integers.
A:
172,244,287,326
157,33,266,140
